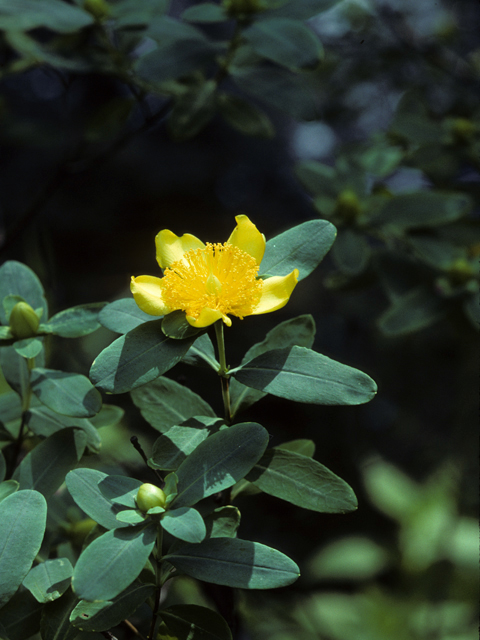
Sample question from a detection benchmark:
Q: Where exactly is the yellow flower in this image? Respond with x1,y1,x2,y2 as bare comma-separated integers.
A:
131,215,299,328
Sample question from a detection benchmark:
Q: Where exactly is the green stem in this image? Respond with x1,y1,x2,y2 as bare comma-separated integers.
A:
214,21,243,86
6,357,34,479
214,321,232,425
148,526,164,640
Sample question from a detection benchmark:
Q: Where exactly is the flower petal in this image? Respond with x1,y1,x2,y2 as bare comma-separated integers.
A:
130,275,171,316
155,230,205,269
186,308,231,328
251,270,299,315
226,215,266,265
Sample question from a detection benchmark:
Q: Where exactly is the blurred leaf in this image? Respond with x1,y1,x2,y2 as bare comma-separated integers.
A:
407,236,465,271
136,17,217,83
110,0,169,28
23,558,73,603
70,581,154,632
30,368,102,418
0,0,94,33
308,536,389,581
131,375,216,433
233,345,377,405
246,449,358,513
0,589,43,640
165,538,300,589
65,468,130,530
85,97,135,143
160,605,232,640
331,228,371,276
12,337,43,359
0,490,47,608
0,261,47,325
13,428,86,499
173,423,269,508
98,298,155,334
377,286,445,335
182,3,228,22
373,192,472,230
359,143,403,177
231,64,317,119
260,0,340,20
89,404,124,428
230,314,316,416
42,303,105,338
261,219,336,280
295,160,338,197
72,524,156,601
244,18,323,70
90,320,196,394
162,507,206,543
217,93,275,138
362,458,420,520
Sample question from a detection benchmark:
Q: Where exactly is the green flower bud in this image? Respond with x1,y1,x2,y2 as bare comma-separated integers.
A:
334,189,361,223
447,259,475,286
136,483,167,513
451,118,476,144
67,518,97,547
9,302,40,340
83,0,109,21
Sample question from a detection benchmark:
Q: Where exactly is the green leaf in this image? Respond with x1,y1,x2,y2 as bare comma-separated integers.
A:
39,588,79,640
0,390,22,438
0,0,94,32
230,314,316,416
217,93,275,138
70,582,155,632
162,310,205,340
89,403,124,428
162,507,206,543
232,345,377,405
150,425,212,471
246,449,357,513
13,428,86,499
165,538,300,589
131,375,216,433
260,219,336,280
373,191,472,229
0,480,19,503
231,64,317,119
331,228,371,276
23,558,73,603
277,438,316,457
98,298,154,334
30,368,102,418
90,319,196,394
160,605,232,640
136,17,217,83
0,451,5,483
173,423,269,508
42,303,105,338
0,589,43,640
110,0,169,28
72,524,157,601
0,261,47,325
308,536,389,581
26,405,102,453
65,468,130,530
98,475,143,508
261,0,340,20
0,346,31,397
12,337,43,359
295,160,338,197
182,333,219,369
0,490,47,608
204,506,241,539
168,81,217,141
244,18,323,70
378,286,445,335
116,509,146,524
182,3,228,22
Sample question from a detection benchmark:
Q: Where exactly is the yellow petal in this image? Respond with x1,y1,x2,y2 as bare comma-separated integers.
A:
130,275,171,316
186,308,231,328
226,215,266,265
155,230,205,269
251,270,299,315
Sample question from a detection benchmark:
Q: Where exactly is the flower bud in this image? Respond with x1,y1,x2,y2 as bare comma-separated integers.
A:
9,302,40,340
447,259,475,286
136,483,167,513
451,118,476,145
83,0,109,20
335,189,361,223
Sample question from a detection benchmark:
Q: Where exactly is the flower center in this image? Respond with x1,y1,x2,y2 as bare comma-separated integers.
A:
162,243,262,324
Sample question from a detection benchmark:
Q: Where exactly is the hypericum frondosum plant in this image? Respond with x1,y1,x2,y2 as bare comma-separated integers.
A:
0,216,377,640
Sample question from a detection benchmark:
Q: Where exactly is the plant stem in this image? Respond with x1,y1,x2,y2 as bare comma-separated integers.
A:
148,527,164,640
214,321,232,425
6,357,34,479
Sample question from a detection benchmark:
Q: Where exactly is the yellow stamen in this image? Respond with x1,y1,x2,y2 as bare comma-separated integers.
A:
162,243,262,322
